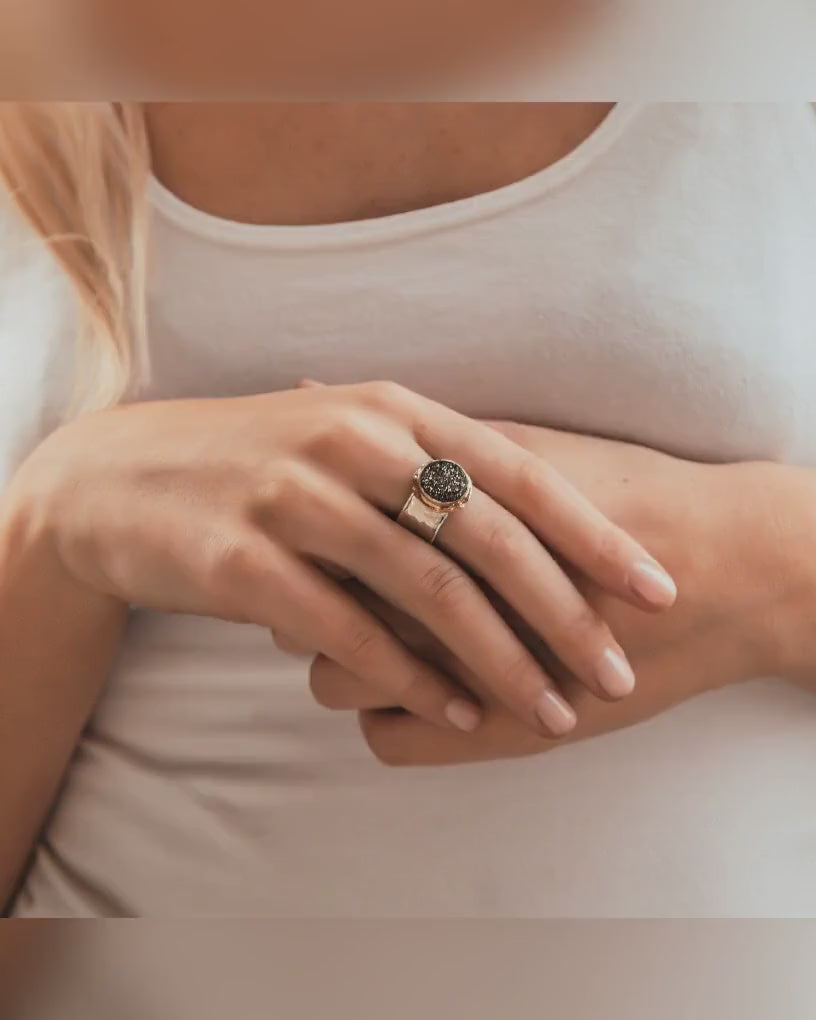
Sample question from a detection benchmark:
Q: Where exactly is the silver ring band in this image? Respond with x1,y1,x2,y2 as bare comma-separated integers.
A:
398,492,449,542
396,459,472,544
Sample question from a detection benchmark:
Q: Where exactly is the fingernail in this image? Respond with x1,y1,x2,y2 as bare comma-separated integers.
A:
298,378,325,388
536,690,577,737
630,559,677,607
596,647,636,698
445,698,482,732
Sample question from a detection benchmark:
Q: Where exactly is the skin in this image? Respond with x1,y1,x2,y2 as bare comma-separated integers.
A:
0,382,673,905
0,101,813,906
3,102,651,907
311,424,816,765
145,102,616,226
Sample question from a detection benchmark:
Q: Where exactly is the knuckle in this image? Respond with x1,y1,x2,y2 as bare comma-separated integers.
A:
513,455,553,509
359,713,408,768
482,517,527,566
417,561,474,613
304,409,378,464
337,624,384,668
489,420,526,443
564,601,607,650
356,379,412,414
373,745,407,768
202,531,259,598
496,649,540,698
590,524,629,575
309,672,344,710
390,665,434,705
271,630,308,655
258,461,319,516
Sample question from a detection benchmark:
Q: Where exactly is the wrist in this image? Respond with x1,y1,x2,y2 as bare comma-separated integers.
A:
713,461,816,682
1,434,126,621
0,486,124,622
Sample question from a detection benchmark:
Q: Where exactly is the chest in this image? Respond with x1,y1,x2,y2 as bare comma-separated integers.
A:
146,107,816,466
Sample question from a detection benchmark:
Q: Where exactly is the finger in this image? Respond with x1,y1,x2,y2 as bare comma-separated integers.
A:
358,634,597,766
217,531,483,732
310,654,397,710
269,629,316,656
311,422,634,701
356,621,587,767
358,706,554,768
438,490,636,701
351,383,677,610
344,579,459,667
434,417,678,611
297,378,326,389
279,477,577,738
359,658,639,767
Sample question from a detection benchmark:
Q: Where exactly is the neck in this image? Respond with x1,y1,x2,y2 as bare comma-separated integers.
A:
145,102,615,226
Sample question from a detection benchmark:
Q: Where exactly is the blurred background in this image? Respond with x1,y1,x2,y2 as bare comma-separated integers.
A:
1,0,815,99
4,920,816,1020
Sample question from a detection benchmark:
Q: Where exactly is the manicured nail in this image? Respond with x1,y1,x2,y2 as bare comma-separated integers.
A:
445,698,482,732
536,690,577,737
596,647,636,698
630,559,677,607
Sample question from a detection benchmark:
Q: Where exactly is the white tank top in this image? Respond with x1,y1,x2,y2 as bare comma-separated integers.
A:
5,103,816,917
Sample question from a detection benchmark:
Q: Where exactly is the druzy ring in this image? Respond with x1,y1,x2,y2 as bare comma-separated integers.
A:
397,459,473,543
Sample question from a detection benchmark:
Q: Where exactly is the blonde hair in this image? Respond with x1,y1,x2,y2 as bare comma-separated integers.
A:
0,102,150,415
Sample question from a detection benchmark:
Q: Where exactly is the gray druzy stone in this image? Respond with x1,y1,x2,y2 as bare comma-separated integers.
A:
419,460,469,505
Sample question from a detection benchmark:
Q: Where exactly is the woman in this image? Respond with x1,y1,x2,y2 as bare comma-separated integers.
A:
1,101,815,917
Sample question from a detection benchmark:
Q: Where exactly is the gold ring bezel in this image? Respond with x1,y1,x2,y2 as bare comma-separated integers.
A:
412,460,473,512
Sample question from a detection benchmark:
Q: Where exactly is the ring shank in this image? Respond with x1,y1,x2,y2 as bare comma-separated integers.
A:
397,493,448,543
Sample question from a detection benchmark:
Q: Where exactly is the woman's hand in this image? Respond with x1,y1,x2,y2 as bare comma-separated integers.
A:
9,385,675,738
308,425,815,765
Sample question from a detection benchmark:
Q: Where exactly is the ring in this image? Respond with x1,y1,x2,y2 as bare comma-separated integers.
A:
397,459,473,543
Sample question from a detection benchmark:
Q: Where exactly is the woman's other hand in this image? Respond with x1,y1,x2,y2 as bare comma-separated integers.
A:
309,425,809,765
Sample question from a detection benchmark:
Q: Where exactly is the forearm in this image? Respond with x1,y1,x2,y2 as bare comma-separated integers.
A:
726,459,816,684
0,495,127,909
